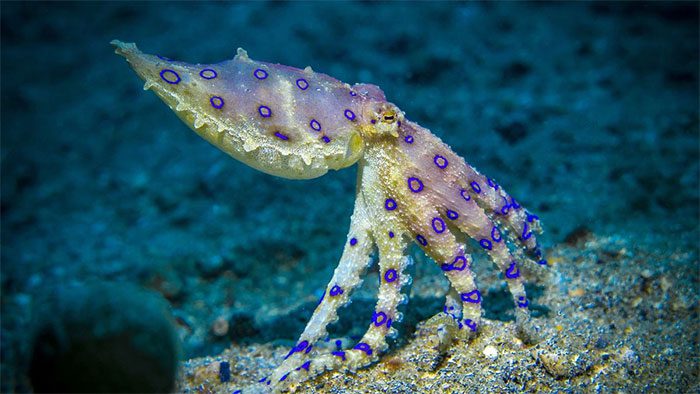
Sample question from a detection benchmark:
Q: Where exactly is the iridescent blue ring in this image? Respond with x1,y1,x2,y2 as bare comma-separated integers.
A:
460,189,471,202
470,181,481,194
408,177,423,193
452,256,467,271
479,239,492,250
199,68,217,79
253,68,268,80
446,209,459,220
404,135,414,144
258,105,272,118
384,198,397,211
344,109,356,121
353,342,373,355
373,311,388,326
296,78,309,90
330,285,344,296
432,217,446,233
160,69,180,84
505,261,520,279
416,234,428,246
384,269,397,283
210,96,224,109
434,155,448,169
310,119,321,131
461,290,482,303
491,226,502,242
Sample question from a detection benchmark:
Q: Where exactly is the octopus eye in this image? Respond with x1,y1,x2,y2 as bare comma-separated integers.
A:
382,110,396,123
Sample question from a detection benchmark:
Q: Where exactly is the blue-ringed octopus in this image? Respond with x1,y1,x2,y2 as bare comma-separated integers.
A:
112,40,547,393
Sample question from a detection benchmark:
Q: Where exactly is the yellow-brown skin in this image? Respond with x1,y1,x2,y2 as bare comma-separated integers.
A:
112,40,545,393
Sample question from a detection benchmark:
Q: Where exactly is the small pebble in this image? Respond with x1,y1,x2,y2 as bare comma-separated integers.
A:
483,345,498,361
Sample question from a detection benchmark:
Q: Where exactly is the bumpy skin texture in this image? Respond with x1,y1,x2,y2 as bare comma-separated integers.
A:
112,40,546,393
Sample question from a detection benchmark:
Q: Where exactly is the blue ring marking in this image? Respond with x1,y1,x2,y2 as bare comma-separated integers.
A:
310,119,321,131
371,119,377,124
384,269,397,283
296,78,309,90
500,196,511,215
199,68,217,79
295,340,309,352
416,234,428,246
350,90,357,96
432,217,446,233
384,198,397,211
332,351,346,361
259,377,267,383
344,109,356,121
452,256,467,271
233,391,242,394
330,285,344,297
397,120,402,127
258,105,272,118
322,136,331,143
510,197,521,210
404,135,414,144
446,209,459,220
253,68,268,80
487,178,499,190
526,212,539,222
210,96,224,109
461,290,482,303
386,318,393,328
470,181,481,194
408,177,424,193
335,339,343,350
538,259,548,266
305,344,313,354
434,155,448,169
440,263,453,272
372,311,388,326
521,222,532,240
491,226,502,242
160,69,181,84
505,261,520,279
479,239,493,250
298,361,311,371
274,131,289,141
464,319,477,332
350,237,357,246
517,296,529,308
279,373,289,382
460,189,471,202
353,342,373,355
388,231,395,238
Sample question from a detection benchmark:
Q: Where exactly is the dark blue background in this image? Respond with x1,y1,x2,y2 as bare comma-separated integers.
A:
2,2,697,390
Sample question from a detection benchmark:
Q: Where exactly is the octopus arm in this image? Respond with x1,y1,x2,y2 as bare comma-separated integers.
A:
265,178,375,387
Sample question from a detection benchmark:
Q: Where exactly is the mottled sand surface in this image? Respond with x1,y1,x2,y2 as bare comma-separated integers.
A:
179,233,698,393
1,2,697,393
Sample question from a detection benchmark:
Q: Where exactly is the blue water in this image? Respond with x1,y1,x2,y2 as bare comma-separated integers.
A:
1,2,697,391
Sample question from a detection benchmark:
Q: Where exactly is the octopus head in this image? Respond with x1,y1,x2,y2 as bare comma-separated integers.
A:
359,100,405,140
